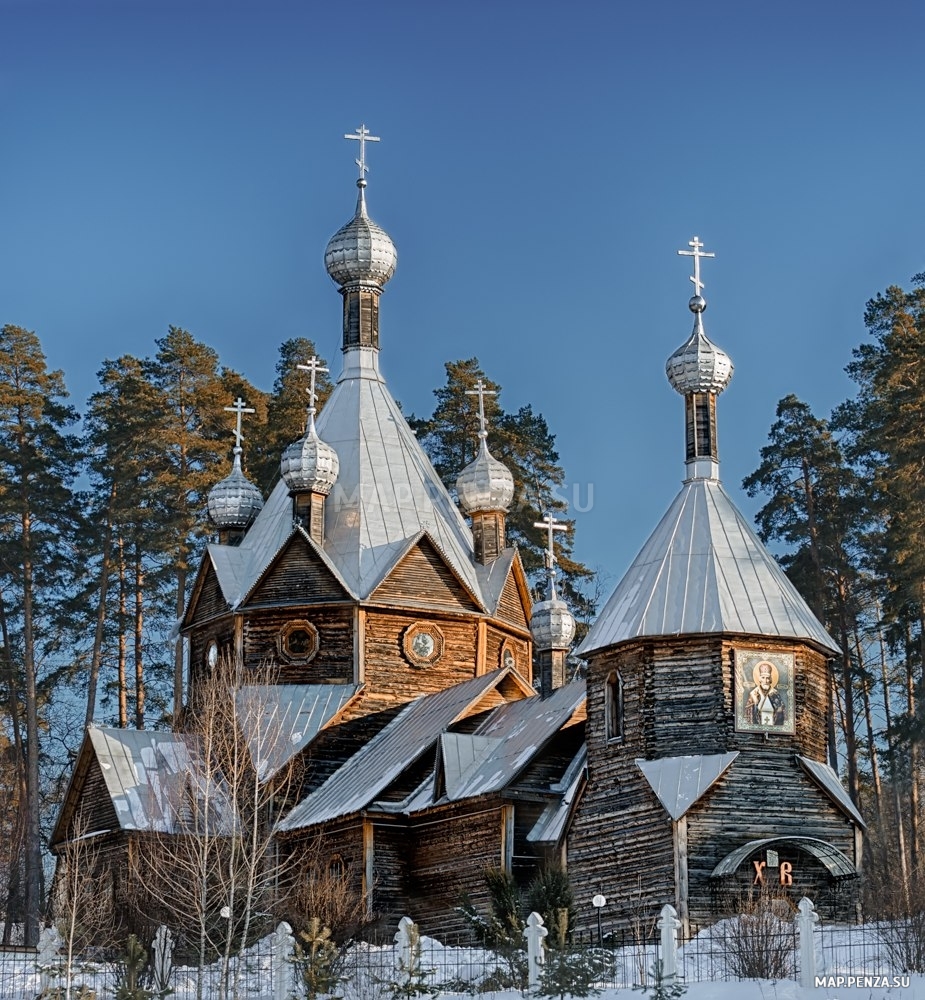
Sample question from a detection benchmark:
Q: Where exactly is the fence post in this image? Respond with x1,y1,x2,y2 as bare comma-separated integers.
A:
36,925,63,994
272,920,295,1000
657,904,681,982
151,925,174,995
523,911,548,992
795,896,819,988
394,915,420,982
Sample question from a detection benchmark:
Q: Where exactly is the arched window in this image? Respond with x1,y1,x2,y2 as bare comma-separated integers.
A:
328,854,346,881
605,671,623,742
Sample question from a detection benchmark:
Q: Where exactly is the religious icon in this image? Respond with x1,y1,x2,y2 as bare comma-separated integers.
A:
734,650,795,734
411,632,436,659
402,623,444,666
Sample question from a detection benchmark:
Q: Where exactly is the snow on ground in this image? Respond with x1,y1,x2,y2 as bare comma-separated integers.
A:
5,923,925,999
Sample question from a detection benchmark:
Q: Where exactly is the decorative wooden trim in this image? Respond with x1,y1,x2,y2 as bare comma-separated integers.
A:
234,614,244,667
278,619,320,664
673,817,689,936
363,820,374,919
355,607,366,685
402,621,445,668
476,620,487,676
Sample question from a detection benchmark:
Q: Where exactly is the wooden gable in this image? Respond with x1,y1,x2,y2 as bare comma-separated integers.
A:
184,558,232,629
493,555,531,632
372,536,481,613
51,737,121,850
243,533,351,609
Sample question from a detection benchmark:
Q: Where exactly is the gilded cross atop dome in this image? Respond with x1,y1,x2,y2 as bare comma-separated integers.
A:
465,379,497,441
678,236,715,297
297,357,329,414
224,397,255,451
345,123,380,181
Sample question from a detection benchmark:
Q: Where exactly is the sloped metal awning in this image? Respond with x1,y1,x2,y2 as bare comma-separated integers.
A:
711,836,857,879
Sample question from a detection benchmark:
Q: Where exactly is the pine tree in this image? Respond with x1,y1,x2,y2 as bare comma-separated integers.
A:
0,324,83,944
412,358,595,622
144,327,229,715
840,275,925,868
743,394,868,803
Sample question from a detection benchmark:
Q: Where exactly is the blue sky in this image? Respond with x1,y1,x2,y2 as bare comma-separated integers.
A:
3,0,924,589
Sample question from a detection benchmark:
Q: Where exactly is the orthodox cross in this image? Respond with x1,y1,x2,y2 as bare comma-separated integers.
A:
465,378,496,441
345,123,380,179
297,357,329,412
677,235,715,296
224,397,255,450
534,513,569,573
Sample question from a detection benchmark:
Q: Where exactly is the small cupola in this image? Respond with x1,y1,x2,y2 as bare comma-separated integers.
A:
324,124,397,355
530,513,576,697
455,379,515,564
280,357,339,545
207,397,264,545
665,236,733,481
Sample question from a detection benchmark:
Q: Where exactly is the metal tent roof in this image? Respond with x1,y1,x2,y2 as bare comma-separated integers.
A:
578,477,839,657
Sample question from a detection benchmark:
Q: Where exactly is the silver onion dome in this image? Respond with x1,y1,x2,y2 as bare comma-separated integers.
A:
324,180,397,288
665,296,734,396
530,597,576,651
207,449,264,530
280,413,340,495
456,438,515,515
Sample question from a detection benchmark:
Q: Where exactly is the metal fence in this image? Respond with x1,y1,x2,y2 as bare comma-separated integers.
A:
0,913,916,999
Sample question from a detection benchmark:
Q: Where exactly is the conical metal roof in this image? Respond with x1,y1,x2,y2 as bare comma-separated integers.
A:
577,477,839,657
312,349,483,601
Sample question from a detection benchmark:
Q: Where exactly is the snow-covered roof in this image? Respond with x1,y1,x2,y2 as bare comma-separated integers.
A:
235,684,360,781
276,670,527,831
637,752,738,821
80,726,235,836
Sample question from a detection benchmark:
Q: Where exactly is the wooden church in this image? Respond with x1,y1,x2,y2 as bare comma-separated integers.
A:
52,132,863,939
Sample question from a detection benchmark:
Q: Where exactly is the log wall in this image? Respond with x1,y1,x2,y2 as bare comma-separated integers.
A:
243,607,355,683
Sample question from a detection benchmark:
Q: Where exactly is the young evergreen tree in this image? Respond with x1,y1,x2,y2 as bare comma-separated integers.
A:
0,324,83,944
411,358,595,621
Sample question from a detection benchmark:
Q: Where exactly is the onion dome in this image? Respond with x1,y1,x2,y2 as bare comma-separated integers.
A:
207,448,264,530
530,597,576,651
665,295,733,396
280,412,340,495
456,438,515,514
324,179,397,288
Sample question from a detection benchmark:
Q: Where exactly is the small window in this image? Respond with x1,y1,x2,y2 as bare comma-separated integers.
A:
605,671,624,742
279,620,320,663
328,854,346,880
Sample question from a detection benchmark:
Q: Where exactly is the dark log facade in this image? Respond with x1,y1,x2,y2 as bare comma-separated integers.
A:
568,632,860,934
